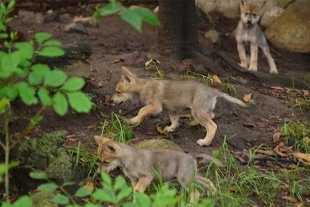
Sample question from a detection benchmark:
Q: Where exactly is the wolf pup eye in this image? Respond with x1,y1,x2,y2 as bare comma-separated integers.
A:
102,160,110,165
252,14,257,18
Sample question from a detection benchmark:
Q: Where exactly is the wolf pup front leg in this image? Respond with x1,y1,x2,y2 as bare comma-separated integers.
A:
235,0,278,74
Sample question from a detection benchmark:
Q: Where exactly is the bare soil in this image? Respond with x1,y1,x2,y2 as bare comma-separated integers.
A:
5,2,310,205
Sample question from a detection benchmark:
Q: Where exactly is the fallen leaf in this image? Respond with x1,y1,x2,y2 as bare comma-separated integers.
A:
257,149,274,156
66,134,76,139
156,125,168,135
303,137,310,144
302,89,309,96
273,132,282,143
212,75,222,84
85,181,95,191
100,111,109,118
87,125,96,129
97,81,103,87
243,122,255,128
112,58,124,63
144,59,153,67
269,86,283,90
282,196,295,202
293,152,310,164
243,93,253,102
294,202,303,207
274,142,291,157
104,94,111,105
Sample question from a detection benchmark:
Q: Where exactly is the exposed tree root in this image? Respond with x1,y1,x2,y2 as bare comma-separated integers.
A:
189,49,309,89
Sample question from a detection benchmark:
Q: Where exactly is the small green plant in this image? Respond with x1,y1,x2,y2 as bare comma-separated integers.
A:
93,0,160,33
145,55,166,78
0,0,92,202
282,120,310,152
100,112,133,143
67,141,99,179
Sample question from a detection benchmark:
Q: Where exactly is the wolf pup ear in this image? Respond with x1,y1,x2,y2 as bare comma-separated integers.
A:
94,136,110,145
105,143,122,156
121,66,136,85
259,1,267,10
240,0,247,7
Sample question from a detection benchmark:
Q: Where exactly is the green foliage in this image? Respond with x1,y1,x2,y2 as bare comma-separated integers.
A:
101,112,133,143
93,0,160,33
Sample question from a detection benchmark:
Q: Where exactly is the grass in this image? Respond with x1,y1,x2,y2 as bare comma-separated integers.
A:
100,111,133,143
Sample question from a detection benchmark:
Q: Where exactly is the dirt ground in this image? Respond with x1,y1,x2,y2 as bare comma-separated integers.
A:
6,1,310,200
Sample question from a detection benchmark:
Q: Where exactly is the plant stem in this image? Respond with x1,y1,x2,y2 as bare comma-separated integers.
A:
59,185,78,205
4,111,10,202
11,106,47,149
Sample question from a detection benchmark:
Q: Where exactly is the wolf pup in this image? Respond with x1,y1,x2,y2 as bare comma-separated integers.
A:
235,0,278,74
112,66,247,146
94,136,219,202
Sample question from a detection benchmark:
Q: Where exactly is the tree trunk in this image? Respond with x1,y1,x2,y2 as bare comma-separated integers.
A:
157,0,199,59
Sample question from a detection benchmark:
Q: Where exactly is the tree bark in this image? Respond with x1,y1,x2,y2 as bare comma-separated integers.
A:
157,0,199,59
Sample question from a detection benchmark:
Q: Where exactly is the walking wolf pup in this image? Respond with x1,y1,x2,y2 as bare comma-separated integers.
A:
235,0,278,74
94,136,219,202
112,66,247,146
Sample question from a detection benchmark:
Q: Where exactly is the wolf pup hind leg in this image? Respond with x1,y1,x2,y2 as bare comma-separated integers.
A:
235,0,278,74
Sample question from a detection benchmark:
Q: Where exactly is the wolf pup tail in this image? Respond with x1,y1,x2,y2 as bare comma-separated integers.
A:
220,93,247,107
195,154,224,167
195,176,217,195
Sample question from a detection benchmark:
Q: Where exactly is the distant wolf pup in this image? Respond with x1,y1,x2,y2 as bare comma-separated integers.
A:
235,0,278,74
112,66,247,146
94,136,221,202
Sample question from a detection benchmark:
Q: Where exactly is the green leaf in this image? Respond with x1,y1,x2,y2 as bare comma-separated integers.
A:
52,92,68,116
92,189,115,203
134,192,151,207
29,172,48,180
74,186,93,197
120,9,142,32
7,0,15,10
53,194,69,205
42,40,62,47
12,196,33,207
7,87,18,100
0,33,8,38
133,8,160,26
113,176,127,191
14,82,38,105
29,64,50,85
93,1,123,18
35,32,52,45
0,53,21,78
60,77,85,91
116,186,132,203
14,42,34,59
66,91,92,113
37,183,58,192
44,70,67,87
100,171,112,186
39,46,64,57
0,97,9,113
38,88,52,106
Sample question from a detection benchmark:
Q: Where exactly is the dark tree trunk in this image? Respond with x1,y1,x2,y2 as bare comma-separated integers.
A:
157,0,200,59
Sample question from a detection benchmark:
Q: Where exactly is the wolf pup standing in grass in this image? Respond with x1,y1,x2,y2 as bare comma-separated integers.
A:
235,0,278,74
112,66,247,146
94,136,221,202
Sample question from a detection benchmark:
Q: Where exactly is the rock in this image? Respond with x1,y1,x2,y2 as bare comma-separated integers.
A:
15,131,86,183
64,23,88,34
265,8,310,53
204,29,219,43
134,139,183,152
195,0,294,19
30,190,58,207
261,6,285,28
18,10,44,26
59,13,72,23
